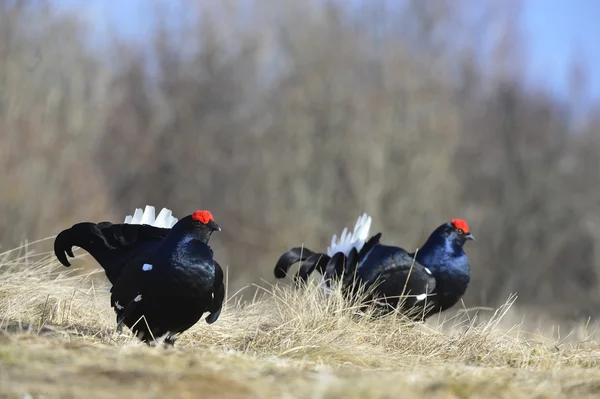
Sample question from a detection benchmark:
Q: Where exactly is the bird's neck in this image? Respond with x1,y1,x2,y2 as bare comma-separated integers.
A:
414,232,471,311
416,235,469,275
158,231,213,264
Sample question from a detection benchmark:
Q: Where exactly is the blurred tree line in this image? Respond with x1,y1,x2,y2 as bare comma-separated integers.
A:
1,0,599,322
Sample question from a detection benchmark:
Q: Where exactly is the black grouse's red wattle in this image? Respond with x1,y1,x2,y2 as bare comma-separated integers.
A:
274,214,474,320
54,205,224,346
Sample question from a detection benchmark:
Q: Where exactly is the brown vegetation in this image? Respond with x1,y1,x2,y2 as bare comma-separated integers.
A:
1,242,600,398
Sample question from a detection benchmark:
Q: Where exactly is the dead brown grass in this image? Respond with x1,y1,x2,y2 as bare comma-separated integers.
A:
1,240,600,399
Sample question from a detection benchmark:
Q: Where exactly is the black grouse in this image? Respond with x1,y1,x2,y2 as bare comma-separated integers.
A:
274,213,474,320
54,205,224,346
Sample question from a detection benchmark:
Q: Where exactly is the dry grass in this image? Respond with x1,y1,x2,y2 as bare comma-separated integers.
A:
1,240,600,399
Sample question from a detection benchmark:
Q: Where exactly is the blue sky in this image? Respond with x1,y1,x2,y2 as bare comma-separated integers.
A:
53,0,600,101
522,0,599,100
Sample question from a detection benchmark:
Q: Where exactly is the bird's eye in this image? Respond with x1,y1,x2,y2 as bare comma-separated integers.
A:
457,229,464,235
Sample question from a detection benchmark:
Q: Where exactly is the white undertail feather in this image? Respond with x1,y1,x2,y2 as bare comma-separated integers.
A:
415,293,428,302
326,213,372,257
124,205,178,228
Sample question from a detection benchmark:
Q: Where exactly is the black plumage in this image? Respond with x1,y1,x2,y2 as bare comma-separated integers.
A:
274,214,473,320
54,206,224,346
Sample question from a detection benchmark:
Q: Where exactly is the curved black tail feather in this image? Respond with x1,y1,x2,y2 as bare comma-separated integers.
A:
322,252,346,287
53,221,170,285
274,246,317,279
206,260,225,324
275,233,385,291
54,222,110,267
294,252,330,286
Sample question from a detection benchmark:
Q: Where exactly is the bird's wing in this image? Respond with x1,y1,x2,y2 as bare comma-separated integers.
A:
374,258,436,295
357,246,436,302
370,258,437,319
110,255,151,329
205,259,225,324
54,221,171,285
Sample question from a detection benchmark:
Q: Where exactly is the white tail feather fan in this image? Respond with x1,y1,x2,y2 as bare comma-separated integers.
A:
124,205,178,228
326,213,372,257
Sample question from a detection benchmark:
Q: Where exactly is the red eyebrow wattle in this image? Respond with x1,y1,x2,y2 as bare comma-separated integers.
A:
192,210,214,224
451,219,469,233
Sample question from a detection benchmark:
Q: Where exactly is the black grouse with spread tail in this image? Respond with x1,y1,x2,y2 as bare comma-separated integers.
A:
274,213,474,319
54,205,224,346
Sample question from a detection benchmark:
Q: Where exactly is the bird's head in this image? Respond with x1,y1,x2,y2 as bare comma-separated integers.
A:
191,210,221,232
417,219,474,272
422,218,474,250
172,210,221,242
444,219,474,247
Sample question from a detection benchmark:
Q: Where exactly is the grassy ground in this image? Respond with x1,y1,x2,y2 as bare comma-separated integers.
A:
1,240,600,398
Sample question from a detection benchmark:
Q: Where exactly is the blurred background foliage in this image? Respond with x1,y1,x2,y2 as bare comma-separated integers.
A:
1,0,599,323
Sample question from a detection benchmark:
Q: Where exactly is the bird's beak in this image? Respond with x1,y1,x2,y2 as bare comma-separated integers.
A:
208,220,221,232
465,232,475,241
